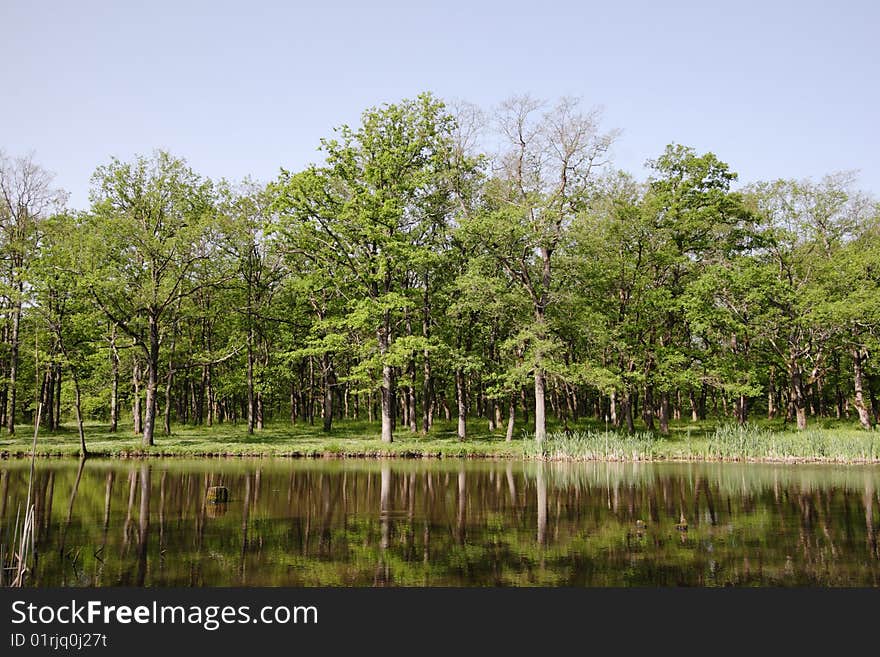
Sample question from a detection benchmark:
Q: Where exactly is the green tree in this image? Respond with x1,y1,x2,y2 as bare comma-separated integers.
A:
473,95,616,443
273,93,471,443
642,145,755,430
31,211,102,454
747,174,867,429
0,151,66,434
84,151,218,446
217,180,285,434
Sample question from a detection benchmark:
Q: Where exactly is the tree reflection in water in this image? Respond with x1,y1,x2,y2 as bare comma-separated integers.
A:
0,458,877,587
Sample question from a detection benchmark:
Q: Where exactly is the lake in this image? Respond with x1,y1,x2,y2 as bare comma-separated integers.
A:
1,457,878,586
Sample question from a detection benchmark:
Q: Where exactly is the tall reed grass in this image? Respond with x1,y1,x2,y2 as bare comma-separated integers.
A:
523,430,660,461
707,423,879,462
523,424,879,463
2,402,41,586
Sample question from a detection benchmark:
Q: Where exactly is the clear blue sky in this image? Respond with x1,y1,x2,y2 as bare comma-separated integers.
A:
3,0,878,209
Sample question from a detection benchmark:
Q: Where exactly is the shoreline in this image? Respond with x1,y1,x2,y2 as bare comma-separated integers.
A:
2,449,878,465
1,421,877,465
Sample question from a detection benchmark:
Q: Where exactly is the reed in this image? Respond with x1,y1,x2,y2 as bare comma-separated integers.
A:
521,424,879,463
707,423,879,462
2,402,42,586
524,430,661,461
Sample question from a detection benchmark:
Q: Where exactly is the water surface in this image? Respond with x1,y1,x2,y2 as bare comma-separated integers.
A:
1,458,877,586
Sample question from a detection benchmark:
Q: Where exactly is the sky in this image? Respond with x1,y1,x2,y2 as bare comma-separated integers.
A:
2,0,878,209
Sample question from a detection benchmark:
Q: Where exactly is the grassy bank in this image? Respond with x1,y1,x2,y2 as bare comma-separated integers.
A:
0,419,524,459
0,417,877,463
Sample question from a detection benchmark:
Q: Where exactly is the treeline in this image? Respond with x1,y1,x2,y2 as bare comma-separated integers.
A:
1,93,878,453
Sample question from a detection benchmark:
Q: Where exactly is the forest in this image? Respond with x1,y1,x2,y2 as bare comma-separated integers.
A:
1,93,878,455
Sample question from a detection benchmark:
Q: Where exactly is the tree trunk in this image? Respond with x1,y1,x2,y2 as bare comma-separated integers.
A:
699,382,708,420
564,383,576,422
110,326,119,432
163,370,174,435
735,395,749,425
46,364,61,431
790,360,808,430
6,284,22,435
391,374,409,431
0,318,7,430
456,368,467,441
534,369,546,444
72,371,88,457
422,281,433,434
163,322,177,435
378,313,393,443
381,362,394,443
534,247,551,445
206,326,215,427
142,314,159,447
400,307,417,434
246,326,255,435
659,391,670,435
622,391,635,434
133,360,142,435
767,368,776,420
322,353,333,433
407,381,417,433
643,384,656,431
53,365,61,429
307,357,315,425
853,349,873,430
196,365,207,425
505,396,515,442
422,356,433,434
42,369,54,431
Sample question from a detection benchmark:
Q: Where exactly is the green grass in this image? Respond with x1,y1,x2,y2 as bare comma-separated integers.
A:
0,417,876,463
0,419,523,459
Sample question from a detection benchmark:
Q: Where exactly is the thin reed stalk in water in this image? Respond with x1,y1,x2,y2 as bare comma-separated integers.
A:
6,402,42,587
3,339,45,587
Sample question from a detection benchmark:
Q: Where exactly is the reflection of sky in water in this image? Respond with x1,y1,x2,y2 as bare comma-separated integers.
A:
1,458,877,587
